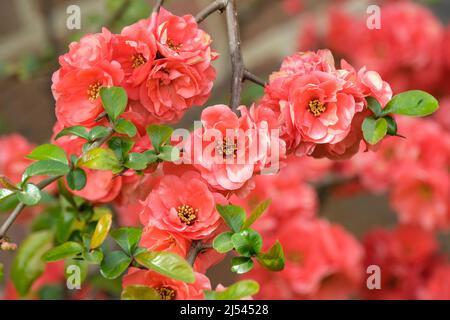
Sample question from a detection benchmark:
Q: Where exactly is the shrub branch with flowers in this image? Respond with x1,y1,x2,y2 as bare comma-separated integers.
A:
0,0,440,300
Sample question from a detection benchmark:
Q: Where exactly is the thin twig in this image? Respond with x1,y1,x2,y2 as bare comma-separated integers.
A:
243,69,266,87
152,0,165,14
195,0,229,24
225,0,244,110
0,128,115,240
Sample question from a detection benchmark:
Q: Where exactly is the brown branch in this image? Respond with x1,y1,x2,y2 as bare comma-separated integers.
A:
0,128,115,240
186,240,213,266
225,0,244,110
195,0,229,24
243,69,267,87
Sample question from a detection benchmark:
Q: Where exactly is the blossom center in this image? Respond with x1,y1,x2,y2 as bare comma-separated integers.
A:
156,286,176,300
132,53,147,68
216,138,238,159
308,99,326,117
167,39,182,51
177,204,198,226
87,82,101,102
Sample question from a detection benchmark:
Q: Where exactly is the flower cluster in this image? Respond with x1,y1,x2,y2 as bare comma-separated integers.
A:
254,49,392,159
52,8,216,128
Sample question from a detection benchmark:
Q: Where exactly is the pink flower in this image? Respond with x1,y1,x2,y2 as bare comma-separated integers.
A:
361,225,438,299
140,225,189,258
140,171,227,239
122,268,210,300
420,264,450,300
244,218,363,299
52,65,123,127
185,105,284,193
0,134,35,184
153,8,216,63
390,165,450,230
326,2,445,93
139,59,215,122
433,97,450,132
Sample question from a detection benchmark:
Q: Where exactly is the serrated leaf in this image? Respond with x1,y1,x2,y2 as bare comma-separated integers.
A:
242,199,271,230
213,232,234,254
100,87,128,121
88,126,111,141
146,125,173,152
381,90,439,117
256,240,285,271
230,256,254,274
78,148,121,171
100,250,132,279
135,250,195,283
124,153,148,171
11,230,53,296
158,145,180,162
205,280,259,300
90,213,112,249
42,241,83,262
362,116,388,145
23,160,69,182
216,204,246,233
231,229,263,257
55,126,89,140
17,184,42,206
121,285,161,300
66,167,87,191
115,119,137,137
108,137,135,162
27,144,68,165
110,227,143,256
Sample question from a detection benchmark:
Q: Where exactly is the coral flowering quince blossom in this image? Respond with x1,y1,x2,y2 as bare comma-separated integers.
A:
140,171,228,240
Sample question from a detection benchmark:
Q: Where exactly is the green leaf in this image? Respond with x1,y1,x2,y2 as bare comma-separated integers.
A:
213,232,234,254
23,160,70,182
17,183,42,206
65,258,88,284
88,126,111,141
381,90,439,117
100,86,128,121
135,250,195,283
124,153,148,171
241,199,271,230
0,263,3,283
0,188,15,202
256,240,285,271
78,148,121,171
56,207,76,243
27,144,68,165
66,168,87,191
121,285,160,300
11,230,53,296
216,204,246,233
205,280,259,300
55,126,89,140
38,285,64,300
83,249,104,265
115,119,137,137
366,96,383,117
231,229,263,257
100,251,132,279
146,125,173,152
108,137,135,162
143,150,158,163
90,212,112,249
42,242,83,262
158,145,180,162
230,256,254,274
362,116,388,145
110,227,143,256
384,115,398,136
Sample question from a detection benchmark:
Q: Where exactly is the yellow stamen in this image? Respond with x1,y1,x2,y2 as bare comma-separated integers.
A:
132,53,147,68
177,204,198,226
156,286,176,300
308,99,326,117
87,82,101,102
